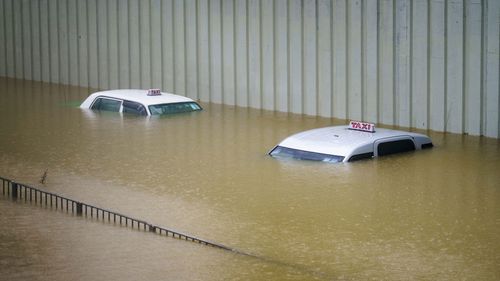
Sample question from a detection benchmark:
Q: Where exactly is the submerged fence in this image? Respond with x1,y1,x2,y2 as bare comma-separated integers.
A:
0,176,237,253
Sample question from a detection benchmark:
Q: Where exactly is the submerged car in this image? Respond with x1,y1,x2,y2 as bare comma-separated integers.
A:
80,89,202,116
269,121,433,163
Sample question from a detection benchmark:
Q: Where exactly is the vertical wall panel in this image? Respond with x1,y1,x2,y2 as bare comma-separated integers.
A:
22,0,32,80
39,0,49,81
161,0,174,92
333,0,347,119
464,0,482,135
347,0,362,120
87,0,98,88
235,0,248,107
303,0,317,115
150,0,162,89
117,0,129,88
484,0,499,138
289,0,302,114
378,0,394,125
13,0,23,78
58,0,68,85
48,0,59,83
363,0,378,123
222,0,235,104
30,0,40,81
274,0,288,112
128,0,140,88
68,0,78,85
77,0,88,86
1,0,498,138
209,0,222,103
185,0,198,99
429,0,446,132
394,0,411,127
173,0,185,94
261,0,274,110
197,0,210,102
139,0,151,88
0,0,5,77
317,0,332,117
97,0,108,88
411,0,428,129
107,0,119,89
446,0,464,133
4,0,14,77
247,0,261,108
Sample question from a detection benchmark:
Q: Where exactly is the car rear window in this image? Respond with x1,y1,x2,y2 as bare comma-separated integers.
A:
377,139,415,156
148,102,202,115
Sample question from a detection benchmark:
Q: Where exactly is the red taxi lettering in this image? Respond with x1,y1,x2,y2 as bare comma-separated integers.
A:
348,120,375,132
147,89,162,96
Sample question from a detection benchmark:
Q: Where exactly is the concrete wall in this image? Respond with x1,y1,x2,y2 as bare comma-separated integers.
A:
0,0,498,138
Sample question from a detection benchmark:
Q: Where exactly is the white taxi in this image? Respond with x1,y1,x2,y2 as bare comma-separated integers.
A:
269,121,433,163
80,89,202,116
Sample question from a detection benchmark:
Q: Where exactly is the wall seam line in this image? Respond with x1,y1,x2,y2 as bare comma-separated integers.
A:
426,0,431,131
233,0,237,105
361,0,365,121
19,0,23,79
208,0,212,101
1,0,4,76
30,0,34,80
392,0,396,126
195,0,200,100
38,0,43,82
259,0,263,108
444,0,448,132
346,0,350,119
376,0,381,124
330,0,335,118
220,0,225,102
462,0,467,134
480,0,486,136
184,0,188,96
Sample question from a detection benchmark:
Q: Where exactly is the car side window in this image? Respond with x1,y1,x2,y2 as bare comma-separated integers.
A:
91,97,121,112
377,139,415,156
122,100,147,116
348,152,374,162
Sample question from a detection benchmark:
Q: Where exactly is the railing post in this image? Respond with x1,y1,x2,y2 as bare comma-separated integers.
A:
11,182,18,200
149,224,156,233
76,202,83,216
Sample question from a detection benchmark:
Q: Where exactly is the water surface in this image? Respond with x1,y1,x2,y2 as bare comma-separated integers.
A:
0,78,499,280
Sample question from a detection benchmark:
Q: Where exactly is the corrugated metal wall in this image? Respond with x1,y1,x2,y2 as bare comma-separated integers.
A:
0,0,499,137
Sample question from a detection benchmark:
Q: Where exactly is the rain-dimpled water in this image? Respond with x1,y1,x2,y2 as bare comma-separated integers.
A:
0,78,499,280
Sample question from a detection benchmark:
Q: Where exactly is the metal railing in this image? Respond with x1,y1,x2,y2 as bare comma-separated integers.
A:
0,176,236,252
1,176,337,278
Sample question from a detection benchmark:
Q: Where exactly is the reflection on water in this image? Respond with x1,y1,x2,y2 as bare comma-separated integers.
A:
0,77,499,280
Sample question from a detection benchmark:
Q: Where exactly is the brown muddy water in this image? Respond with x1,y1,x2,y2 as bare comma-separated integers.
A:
0,77,499,280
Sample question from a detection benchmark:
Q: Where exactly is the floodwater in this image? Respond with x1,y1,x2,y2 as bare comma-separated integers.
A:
0,77,499,280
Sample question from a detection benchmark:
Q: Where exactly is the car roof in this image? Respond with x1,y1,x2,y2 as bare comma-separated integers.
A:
80,89,195,108
276,125,430,157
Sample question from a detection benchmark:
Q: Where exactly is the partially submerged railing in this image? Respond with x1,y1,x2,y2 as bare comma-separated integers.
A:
1,176,335,278
0,176,236,252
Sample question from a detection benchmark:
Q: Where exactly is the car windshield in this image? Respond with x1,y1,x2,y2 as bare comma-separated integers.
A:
148,102,202,115
269,146,344,163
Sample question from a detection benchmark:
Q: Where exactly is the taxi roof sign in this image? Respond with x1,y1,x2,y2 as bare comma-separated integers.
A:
147,89,162,96
348,120,375,133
